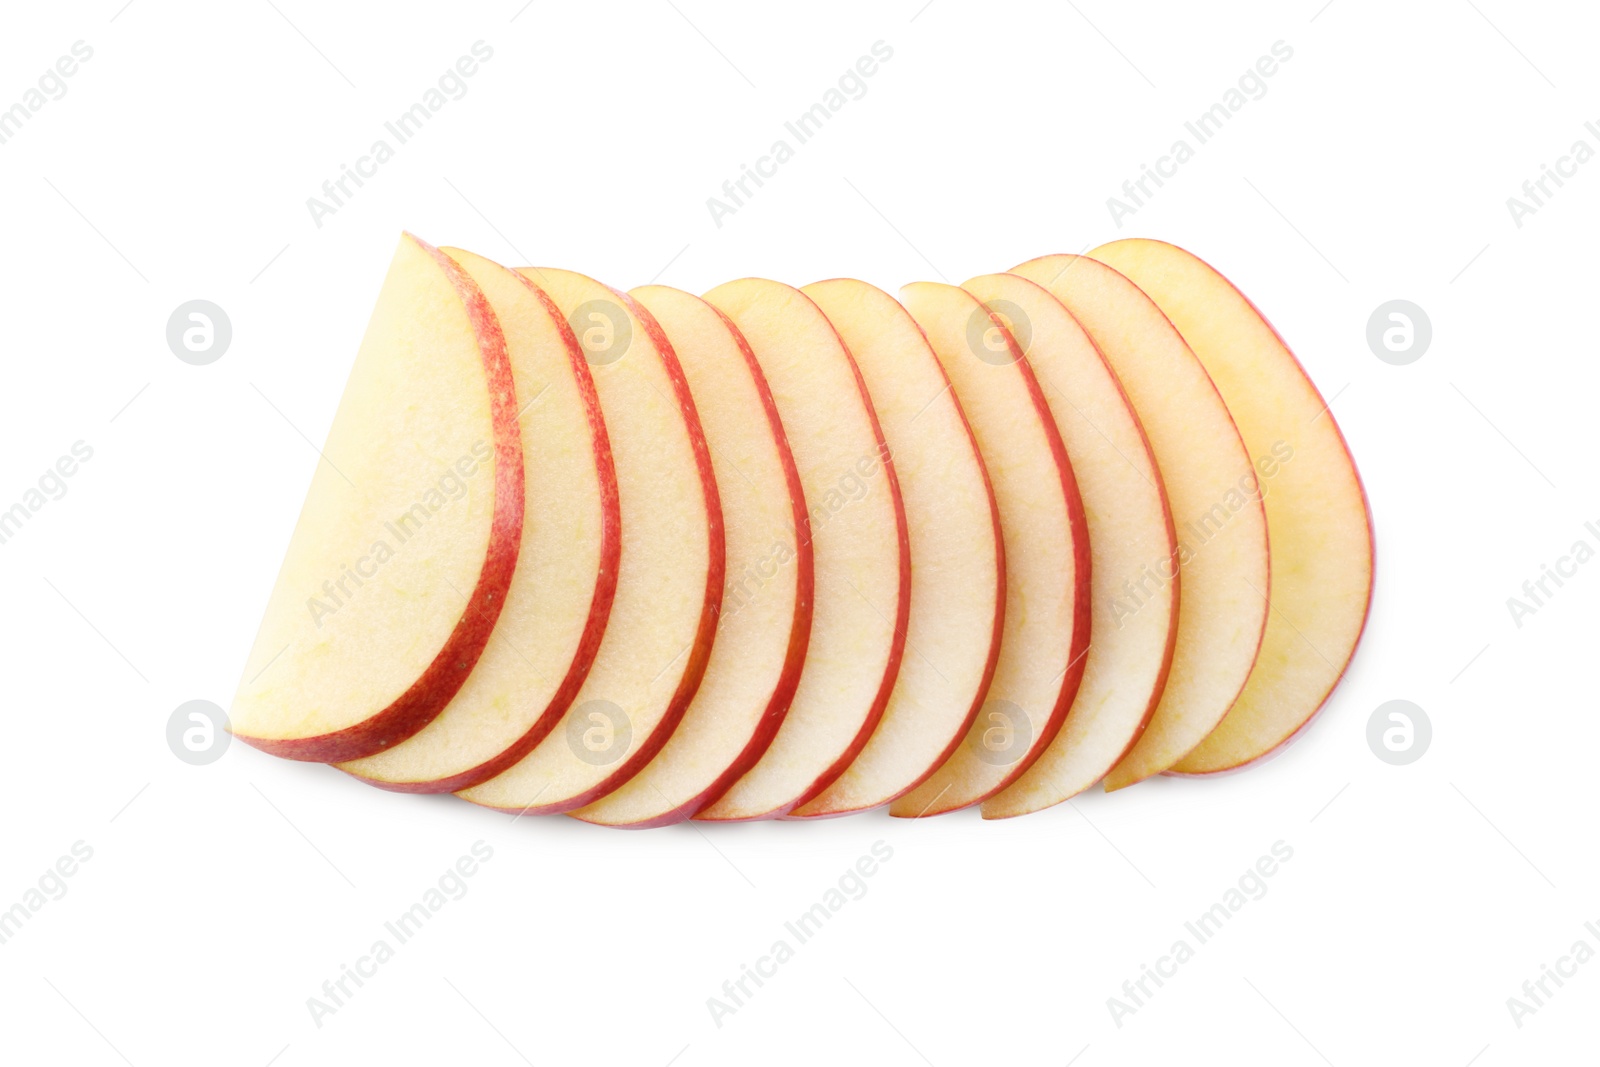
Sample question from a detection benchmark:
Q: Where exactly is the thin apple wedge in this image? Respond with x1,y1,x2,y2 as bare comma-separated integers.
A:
1009,253,1270,791
457,269,723,814
967,273,1177,819
891,282,1090,818
572,285,812,828
1089,238,1374,774
231,233,524,763
337,249,621,793
695,279,909,821
791,279,1004,819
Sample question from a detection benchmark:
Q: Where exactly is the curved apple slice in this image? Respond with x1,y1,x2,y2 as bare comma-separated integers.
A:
457,269,723,814
1009,254,1269,790
891,282,1089,818
572,285,813,828
967,274,1176,819
1089,238,1374,774
337,249,620,792
790,279,1004,818
695,279,909,821
231,233,523,762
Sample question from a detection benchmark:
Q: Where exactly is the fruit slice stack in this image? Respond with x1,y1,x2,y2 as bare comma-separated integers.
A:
231,233,1373,825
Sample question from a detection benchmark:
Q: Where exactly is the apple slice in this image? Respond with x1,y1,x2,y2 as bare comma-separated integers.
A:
572,285,813,828
1009,253,1270,791
790,279,1004,818
337,249,620,792
456,269,723,814
694,279,909,821
231,233,523,762
963,274,1176,819
891,282,1090,818
1090,238,1374,774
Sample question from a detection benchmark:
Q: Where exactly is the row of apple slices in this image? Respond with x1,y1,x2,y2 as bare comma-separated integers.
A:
229,234,1374,826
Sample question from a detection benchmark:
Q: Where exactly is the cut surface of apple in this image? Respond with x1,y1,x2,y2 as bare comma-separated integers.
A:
891,282,1090,818
964,274,1176,819
231,233,524,762
572,285,812,828
1009,254,1270,792
456,269,723,814
337,249,620,792
695,279,908,821
790,279,1003,818
1090,238,1374,774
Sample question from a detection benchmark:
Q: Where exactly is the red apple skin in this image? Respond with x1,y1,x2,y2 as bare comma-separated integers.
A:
475,285,727,815
1016,252,1209,770
999,251,1264,801
234,234,526,764
579,302,817,829
1086,336,1181,782
341,265,622,794
694,289,912,822
782,293,1008,820
1148,241,1375,777
912,466,1007,809
1104,628,1179,773
1111,417,1180,776
780,509,1006,817
888,297,1093,817
977,303,1093,803
785,308,912,816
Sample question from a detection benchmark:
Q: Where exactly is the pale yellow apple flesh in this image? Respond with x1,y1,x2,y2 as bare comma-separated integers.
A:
572,285,812,828
695,279,908,821
231,233,524,762
1090,238,1374,774
891,282,1090,818
791,279,1003,818
966,274,1177,819
457,268,723,814
337,249,620,793
1009,254,1270,791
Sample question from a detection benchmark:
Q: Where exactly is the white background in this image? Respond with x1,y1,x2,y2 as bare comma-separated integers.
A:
0,1,1594,1063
